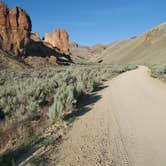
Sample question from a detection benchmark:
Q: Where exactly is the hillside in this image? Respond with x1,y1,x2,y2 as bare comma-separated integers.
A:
73,23,166,65
70,42,108,63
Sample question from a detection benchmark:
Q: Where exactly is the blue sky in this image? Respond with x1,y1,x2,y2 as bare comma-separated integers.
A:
4,0,166,46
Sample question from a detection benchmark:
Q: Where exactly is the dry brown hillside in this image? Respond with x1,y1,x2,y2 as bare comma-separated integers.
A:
71,23,166,65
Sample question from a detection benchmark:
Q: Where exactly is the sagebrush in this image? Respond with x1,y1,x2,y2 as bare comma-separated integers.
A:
0,64,136,121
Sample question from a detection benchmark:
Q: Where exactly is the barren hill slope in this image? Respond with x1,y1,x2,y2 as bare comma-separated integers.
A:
70,42,108,63
89,23,166,64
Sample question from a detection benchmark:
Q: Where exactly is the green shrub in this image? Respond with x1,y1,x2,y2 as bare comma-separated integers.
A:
0,64,137,121
41,137,55,148
48,83,77,121
150,64,166,79
30,155,44,166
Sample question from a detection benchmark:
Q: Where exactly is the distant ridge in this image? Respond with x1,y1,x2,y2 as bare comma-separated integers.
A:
89,22,166,64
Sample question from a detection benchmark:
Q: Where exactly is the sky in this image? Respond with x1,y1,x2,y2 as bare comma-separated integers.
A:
4,0,166,46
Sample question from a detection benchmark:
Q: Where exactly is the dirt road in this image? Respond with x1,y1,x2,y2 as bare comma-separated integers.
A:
48,66,166,166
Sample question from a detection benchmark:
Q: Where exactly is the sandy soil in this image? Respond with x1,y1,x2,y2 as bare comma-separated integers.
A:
46,66,166,166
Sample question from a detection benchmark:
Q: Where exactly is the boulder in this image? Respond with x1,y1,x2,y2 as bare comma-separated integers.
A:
48,55,57,64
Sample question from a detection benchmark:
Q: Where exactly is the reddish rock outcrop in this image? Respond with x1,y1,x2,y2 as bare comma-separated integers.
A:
45,29,70,54
145,28,160,44
0,2,31,56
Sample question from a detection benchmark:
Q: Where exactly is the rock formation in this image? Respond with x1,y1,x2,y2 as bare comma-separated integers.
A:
0,2,31,56
45,29,70,54
31,32,41,41
145,28,160,44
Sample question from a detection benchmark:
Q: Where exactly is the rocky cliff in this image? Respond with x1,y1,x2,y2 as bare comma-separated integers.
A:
0,2,73,68
0,2,32,56
45,29,70,55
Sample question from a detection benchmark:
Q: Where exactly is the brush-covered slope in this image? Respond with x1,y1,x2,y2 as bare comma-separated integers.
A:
0,49,30,69
91,23,166,65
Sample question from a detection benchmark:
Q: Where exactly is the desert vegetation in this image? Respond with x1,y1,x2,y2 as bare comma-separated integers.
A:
0,64,136,121
150,64,166,80
0,64,136,165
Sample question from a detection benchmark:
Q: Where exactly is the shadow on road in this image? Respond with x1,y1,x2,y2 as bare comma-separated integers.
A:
63,85,108,121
